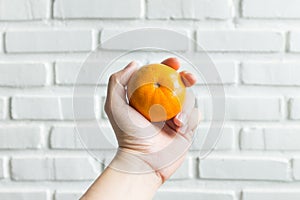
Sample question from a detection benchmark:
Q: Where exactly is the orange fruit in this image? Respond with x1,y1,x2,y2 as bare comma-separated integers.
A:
127,63,186,122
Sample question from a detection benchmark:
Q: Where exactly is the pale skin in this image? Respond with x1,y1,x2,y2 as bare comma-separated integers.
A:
81,58,200,200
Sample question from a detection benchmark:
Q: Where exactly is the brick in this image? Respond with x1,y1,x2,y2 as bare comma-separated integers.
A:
0,0,50,20
290,98,300,120
147,0,233,20
0,158,3,179
293,159,300,180
243,189,300,200
199,157,289,180
170,157,192,180
5,30,93,53
265,128,300,150
188,61,238,85
54,0,143,19
12,96,60,120
0,126,42,149
54,157,101,180
0,98,5,120
226,97,282,121
55,61,129,85
50,126,117,149
242,62,300,86
241,127,300,150
191,126,235,150
198,96,282,121
11,156,100,181
197,30,284,52
0,191,48,200
11,157,53,180
290,32,300,52
0,63,47,87
154,190,235,200
243,0,300,19
240,128,265,150
55,191,83,200
100,29,189,51
11,96,95,120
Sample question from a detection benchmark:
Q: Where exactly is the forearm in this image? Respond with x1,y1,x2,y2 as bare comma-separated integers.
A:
80,158,162,200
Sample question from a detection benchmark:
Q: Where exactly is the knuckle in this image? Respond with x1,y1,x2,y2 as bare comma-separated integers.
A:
108,74,118,84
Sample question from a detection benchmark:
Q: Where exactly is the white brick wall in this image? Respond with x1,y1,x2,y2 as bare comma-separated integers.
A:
199,156,289,181
290,98,300,120
1,0,300,199
154,190,235,200
0,126,43,149
242,62,300,86
0,0,50,21
147,0,233,20
242,190,300,200
54,0,143,19
242,0,300,19
5,30,93,53
11,156,101,181
0,63,48,87
197,30,284,52
0,190,48,200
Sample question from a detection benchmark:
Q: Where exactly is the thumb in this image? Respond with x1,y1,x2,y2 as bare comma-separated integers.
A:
106,61,138,108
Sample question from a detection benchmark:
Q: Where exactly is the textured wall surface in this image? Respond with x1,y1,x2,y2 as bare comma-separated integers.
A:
0,0,300,199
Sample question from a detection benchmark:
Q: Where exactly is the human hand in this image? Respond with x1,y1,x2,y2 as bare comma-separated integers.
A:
104,58,200,183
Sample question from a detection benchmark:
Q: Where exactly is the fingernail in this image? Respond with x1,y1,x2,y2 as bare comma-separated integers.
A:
177,112,187,124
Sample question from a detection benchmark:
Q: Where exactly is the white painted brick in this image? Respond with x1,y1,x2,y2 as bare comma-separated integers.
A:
197,96,281,121
240,128,265,150
0,63,47,87
243,0,300,19
12,96,95,120
191,126,235,150
188,61,238,85
147,0,233,20
170,157,192,180
101,29,189,51
5,30,93,53
226,97,282,121
12,96,61,120
60,97,95,120
55,191,83,200
290,32,300,52
0,32,3,53
290,98,300,120
0,0,50,20
0,97,5,120
197,30,284,52
154,190,235,200
11,157,53,180
11,156,100,181
242,62,300,86
54,0,143,19
54,157,101,180
199,157,289,180
55,61,129,85
0,126,42,149
264,128,300,150
0,191,48,200
293,159,300,180
0,158,3,179
241,127,300,150
243,189,300,200
50,126,117,149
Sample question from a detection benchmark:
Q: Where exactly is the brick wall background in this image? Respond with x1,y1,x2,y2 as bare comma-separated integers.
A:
0,0,300,199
